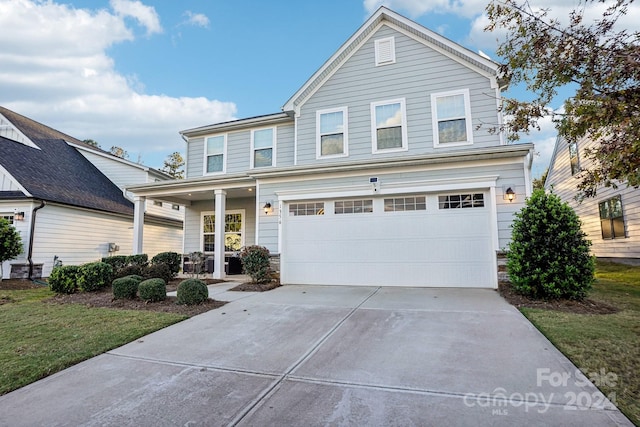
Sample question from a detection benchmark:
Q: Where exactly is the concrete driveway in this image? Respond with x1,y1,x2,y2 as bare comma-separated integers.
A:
0,284,632,426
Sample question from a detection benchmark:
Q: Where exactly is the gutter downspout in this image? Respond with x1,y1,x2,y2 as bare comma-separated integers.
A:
28,200,46,280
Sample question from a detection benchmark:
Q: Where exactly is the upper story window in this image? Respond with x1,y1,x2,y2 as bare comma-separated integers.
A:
205,135,226,174
252,128,275,168
431,89,473,147
371,99,407,153
569,142,579,175
375,36,396,66
317,107,348,158
599,196,625,239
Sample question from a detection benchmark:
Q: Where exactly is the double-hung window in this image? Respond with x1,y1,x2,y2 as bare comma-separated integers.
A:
252,128,275,168
205,135,226,174
599,196,625,239
569,142,579,175
431,89,472,147
317,107,348,158
371,99,407,153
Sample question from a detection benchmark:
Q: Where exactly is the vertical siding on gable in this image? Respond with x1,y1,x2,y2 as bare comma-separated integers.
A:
295,25,500,166
0,169,22,191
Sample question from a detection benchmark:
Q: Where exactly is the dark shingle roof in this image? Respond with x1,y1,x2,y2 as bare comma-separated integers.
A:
0,107,133,215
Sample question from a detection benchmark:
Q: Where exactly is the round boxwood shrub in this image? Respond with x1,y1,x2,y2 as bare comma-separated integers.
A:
48,265,81,294
112,275,143,300
176,279,209,305
507,189,594,300
138,278,166,302
77,261,113,292
143,263,173,284
239,245,271,284
151,252,181,278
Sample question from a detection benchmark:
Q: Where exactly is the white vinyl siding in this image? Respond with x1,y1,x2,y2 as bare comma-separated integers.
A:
371,98,408,153
204,135,226,174
316,107,348,158
431,89,473,147
251,128,275,168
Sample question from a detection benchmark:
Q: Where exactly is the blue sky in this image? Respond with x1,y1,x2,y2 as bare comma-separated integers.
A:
1,0,632,178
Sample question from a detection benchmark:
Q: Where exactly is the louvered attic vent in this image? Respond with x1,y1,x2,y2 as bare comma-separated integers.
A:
375,36,396,66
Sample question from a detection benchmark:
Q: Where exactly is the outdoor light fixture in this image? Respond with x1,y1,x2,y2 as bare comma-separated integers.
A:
505,187,515,202
263,202,272,215
14,211,25,221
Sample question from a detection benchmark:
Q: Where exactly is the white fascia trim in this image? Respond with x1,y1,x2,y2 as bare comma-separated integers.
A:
0,164,31,196
275,175,499,202
181,112,291,137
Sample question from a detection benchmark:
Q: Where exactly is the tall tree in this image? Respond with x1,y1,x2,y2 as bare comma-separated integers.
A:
486,0,640,197
0,218,23,282
161,151,185,179
83,139,100,148
109,146,129,159
532,168,548,191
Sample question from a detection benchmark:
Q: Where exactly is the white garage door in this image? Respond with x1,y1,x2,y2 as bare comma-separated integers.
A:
281,193,495,287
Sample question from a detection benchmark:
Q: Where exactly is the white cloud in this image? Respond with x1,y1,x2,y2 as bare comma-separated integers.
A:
0,0,236,167
109,0,162,35
182,11,210,28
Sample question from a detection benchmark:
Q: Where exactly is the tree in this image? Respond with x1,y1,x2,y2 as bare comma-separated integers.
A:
83,139,100,148
507,189,594,300
109,146,129,159
0,218,23,282
532,168,548,191
486,0,640,197
160,151,185,179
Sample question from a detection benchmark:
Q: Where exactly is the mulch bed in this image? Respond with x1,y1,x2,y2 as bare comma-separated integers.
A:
228,282,281,292
498,281,619,315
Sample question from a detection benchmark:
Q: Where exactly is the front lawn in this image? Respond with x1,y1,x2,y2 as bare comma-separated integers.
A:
519,261,640,425
0,286,187,396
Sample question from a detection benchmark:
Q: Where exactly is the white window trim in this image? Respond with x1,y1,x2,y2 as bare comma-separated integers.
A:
200,209,246,254
250,127,277,169
316,107,349,159
371,98,408,154
203,134,227,175
431,88,473,148
375,36,396,66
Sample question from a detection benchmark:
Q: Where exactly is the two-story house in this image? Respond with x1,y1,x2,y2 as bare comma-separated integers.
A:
127,7,533,287
0,106,183,279
545,134,640,261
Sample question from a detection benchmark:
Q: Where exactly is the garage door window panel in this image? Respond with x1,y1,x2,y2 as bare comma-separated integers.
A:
439,194,484,209
289,202,325,216
384,196,426,212
335,199,373,214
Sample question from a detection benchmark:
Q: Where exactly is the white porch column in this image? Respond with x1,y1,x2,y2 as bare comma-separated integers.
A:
132,196,145,254
213,190,227,279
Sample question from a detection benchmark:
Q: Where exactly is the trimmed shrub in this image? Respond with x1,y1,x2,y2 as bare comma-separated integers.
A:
143,263,173,284
126,254,148,268
138,278,166,302
101,255,128,271
77,262,113,292
112,275,142,300
113,264,144,279
239,245,271,284
48,265,81,294
507,189,595,300
176,279,209,305
151,252,181,277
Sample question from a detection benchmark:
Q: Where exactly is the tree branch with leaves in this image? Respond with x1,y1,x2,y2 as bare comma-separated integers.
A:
486,0,640,197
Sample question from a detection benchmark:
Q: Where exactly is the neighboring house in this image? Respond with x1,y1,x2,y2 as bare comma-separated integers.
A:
127,7,533,287
545,133,640,261
0,106,183,279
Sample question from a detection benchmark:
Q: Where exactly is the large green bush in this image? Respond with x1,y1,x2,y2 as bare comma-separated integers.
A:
77,262,113,292
151,252,181,277
507,189,594,300
112,275,142,300
138,278,166,302
101,255,128,271
126,254,148,268
176,279,209,305
239,245,271,284
49,265,81,294
144,263,173,284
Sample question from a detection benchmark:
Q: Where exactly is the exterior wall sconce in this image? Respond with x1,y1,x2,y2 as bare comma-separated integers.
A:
263,202,272,215
505,187,515,202
14,211,25,221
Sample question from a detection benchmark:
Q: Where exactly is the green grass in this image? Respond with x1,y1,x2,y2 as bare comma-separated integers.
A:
0,287,186,395
521,261,640,425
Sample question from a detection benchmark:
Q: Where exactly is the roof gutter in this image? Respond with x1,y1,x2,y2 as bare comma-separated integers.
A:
28,200,45,280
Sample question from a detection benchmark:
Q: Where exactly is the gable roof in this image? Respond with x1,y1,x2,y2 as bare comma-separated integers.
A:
0,107,133,215
282,6,500,113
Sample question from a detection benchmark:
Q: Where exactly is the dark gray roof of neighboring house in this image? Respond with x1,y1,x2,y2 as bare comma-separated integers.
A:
0,107,133,216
